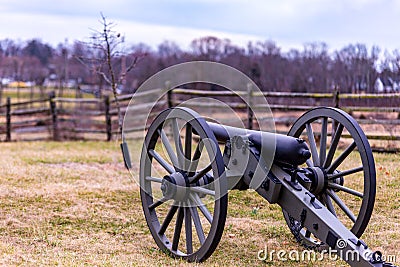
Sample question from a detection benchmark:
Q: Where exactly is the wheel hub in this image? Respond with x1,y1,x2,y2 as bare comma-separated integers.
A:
330,170,344,192
161,172,189,202
307,167,326,195
305,167,344,195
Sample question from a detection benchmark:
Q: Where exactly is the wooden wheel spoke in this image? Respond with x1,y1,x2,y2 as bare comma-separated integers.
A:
319,117,328,166
184,124,193,170
322,193,337,217
184,207,193,254
190,193,213,224
145,176,163,183
159,128,179,169
171,119,185,169
306,123,320,166
328,166,364,180
324,123,343,168
172,207,184,251
185,124,193,160
189,186,215,197
188,141,204,173
326,141,356,174
328,183,363,198
149,197,168,210
189,163,212,184
159,204,179,235
149,149,175,174
190,207,206,245
327,189,357,223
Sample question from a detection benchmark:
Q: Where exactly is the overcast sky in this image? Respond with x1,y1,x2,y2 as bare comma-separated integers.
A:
0,0,399,53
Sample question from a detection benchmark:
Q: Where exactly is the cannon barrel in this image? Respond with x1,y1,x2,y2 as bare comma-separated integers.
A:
207,122,311,166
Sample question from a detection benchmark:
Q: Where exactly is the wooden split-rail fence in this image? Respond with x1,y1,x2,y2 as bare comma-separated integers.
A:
0,87,399,152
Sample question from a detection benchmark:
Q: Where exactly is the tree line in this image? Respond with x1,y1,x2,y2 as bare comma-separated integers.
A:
1,36,400,94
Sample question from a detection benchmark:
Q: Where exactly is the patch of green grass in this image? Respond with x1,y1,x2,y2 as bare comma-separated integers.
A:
17,141,117,164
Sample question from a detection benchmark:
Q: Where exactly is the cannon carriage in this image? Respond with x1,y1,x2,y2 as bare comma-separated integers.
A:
121,106,396,266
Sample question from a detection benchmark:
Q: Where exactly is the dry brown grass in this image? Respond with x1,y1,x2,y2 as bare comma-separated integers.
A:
0,141,398,266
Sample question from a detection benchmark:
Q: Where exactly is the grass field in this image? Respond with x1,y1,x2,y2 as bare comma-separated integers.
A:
0,141,398,266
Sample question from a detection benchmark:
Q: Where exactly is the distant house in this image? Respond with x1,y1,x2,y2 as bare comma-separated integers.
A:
1,78,13,86
43,74,77,89
43,74,58,88
374,77,400,92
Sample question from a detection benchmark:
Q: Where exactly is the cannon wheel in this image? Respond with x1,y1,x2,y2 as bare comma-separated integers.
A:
283,107,376,249
140,107,228,262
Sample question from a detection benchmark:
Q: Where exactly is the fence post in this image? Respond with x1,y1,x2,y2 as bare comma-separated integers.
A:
331,89,340,136
104,95,112,141
0,86,3,105
165,81,173,108
6,97,11,142
333,89,340,108
49,91,59,141
246,83,254,130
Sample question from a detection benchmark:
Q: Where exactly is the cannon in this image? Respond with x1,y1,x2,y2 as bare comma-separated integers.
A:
121,106,397,266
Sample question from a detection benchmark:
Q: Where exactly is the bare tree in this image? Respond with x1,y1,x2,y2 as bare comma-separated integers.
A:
76,13,142,136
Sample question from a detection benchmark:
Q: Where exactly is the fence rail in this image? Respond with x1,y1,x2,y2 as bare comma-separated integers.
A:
0,87,399,152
